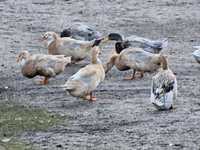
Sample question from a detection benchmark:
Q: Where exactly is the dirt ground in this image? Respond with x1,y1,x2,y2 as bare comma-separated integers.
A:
1,0,200,149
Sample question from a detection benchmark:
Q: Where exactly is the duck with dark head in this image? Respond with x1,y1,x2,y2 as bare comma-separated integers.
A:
104,44,168,80
41,32,122,63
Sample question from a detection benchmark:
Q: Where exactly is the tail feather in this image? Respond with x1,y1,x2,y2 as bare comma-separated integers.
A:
126,35,168,49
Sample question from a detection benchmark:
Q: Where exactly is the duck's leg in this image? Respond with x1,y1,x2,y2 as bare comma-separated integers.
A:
85,92,96,101
39,77,49,85
124,69,136,80
139,71,144,78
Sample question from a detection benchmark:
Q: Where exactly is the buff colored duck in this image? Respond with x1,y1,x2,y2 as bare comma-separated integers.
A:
17,51,71,84
41,32,121,63
150,57,177,110
63,46,105,101
104,44,167,80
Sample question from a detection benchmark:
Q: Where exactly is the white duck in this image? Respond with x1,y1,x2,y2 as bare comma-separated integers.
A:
63,46,105,101
150,57,177,110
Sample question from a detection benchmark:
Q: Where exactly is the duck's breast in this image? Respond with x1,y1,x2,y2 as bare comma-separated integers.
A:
21,60,37,78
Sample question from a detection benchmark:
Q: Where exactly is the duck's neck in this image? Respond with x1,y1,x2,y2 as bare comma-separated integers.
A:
91,53,101,64
159,55,168,70
48,35,61,55
156,55,168,70
20,54,31,66
103,55,117,73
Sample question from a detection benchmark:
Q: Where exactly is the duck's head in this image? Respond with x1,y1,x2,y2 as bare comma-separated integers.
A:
115,41,131,54
99,33,123,44
17,51,30,65
60,29,71,38
154,80,175,100
91,33,123,47
105,33,123,42
41,32,59,47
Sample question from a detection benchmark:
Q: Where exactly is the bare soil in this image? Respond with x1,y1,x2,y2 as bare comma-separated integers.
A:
0,0,200,149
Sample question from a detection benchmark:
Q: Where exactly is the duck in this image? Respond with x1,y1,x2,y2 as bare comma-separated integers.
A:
104,43,168,80
63,46,105,101
60,23,102,41
41,32,122,63
17,51,71,84
150,57,177,110
192,46,200,63
108,33,168,53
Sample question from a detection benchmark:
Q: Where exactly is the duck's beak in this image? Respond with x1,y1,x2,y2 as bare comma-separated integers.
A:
16,55,20,62
39,35,46,42
100,33,123,44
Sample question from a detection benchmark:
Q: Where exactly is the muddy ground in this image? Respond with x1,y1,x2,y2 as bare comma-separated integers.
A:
0,0,200,149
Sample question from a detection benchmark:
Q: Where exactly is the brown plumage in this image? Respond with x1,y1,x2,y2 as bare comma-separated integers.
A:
17,51,71,84
41,32,122,63
104,47,167,80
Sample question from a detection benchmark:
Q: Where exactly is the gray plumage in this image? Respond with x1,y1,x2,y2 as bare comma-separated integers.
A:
60,23,102,41
126,35,168,53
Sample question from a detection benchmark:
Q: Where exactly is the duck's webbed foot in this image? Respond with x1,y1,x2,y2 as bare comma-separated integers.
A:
39,77,49,85
124,76,135,80
85,93,96,101
124,69,136,80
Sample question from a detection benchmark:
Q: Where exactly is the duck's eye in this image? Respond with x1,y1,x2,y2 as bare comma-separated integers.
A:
115,42,124,54
88,33,92,37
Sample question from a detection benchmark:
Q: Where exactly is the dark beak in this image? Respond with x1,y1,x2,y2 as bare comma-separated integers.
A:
107,33,123,41
92,38,104,47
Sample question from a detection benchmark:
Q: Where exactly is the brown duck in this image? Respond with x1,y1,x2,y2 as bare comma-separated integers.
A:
41,32,122,63
17,51,71,84
104,42,168,80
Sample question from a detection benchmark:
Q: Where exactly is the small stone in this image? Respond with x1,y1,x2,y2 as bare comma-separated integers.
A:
56,144,63,148
1,138,11,143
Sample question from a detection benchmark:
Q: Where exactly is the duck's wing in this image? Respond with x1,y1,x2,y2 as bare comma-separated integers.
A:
126,35,168,53
70,65,97,82
151,71,177,110
61,38,91,50
124,49,154,64
34,55,68,76
61,23,102,41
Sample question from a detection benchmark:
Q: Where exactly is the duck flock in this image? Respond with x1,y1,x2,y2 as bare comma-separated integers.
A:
17,23,200,111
